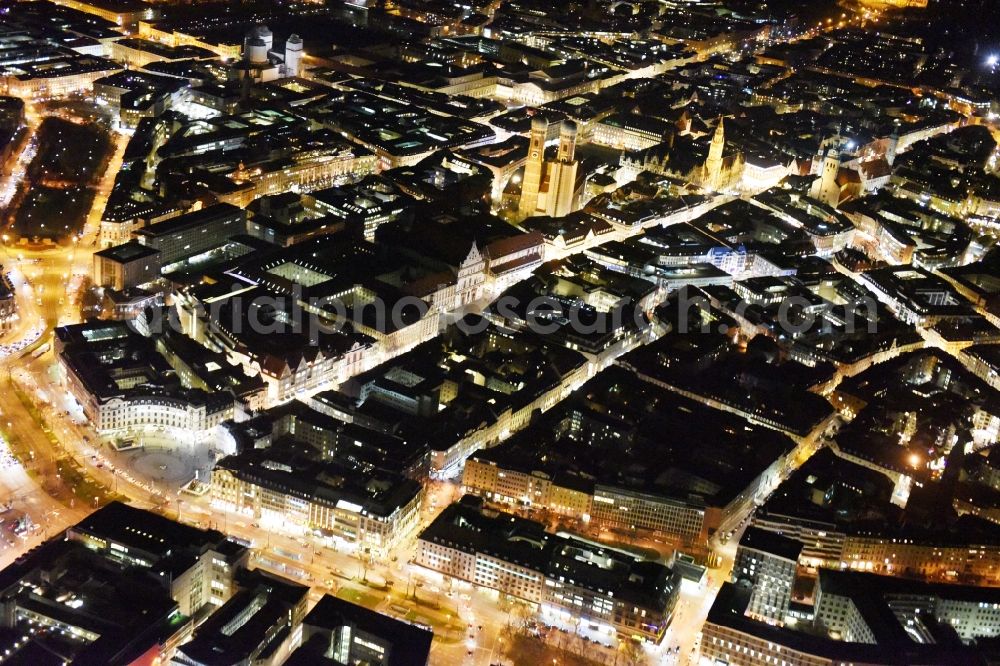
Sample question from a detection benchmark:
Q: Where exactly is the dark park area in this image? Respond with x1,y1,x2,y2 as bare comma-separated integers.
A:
8,116,110,241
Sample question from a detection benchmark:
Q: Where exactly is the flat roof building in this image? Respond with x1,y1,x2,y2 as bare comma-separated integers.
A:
93,240,161,291
136,203,246,265
288,594,432,666
417,497,681,643
211,445,424,556
174,569,308,666
0,502,249,665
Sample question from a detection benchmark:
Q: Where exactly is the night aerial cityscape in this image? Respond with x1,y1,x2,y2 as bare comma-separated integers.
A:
0,0,997,664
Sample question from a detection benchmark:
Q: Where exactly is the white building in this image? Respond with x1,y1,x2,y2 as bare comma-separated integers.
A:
734,527,803,625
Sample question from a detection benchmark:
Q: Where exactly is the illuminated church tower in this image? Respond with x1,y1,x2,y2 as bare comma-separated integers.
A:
704,116,725,191
517,118,580,220
810,147,841,208
517,116,547,220
545,120,579,218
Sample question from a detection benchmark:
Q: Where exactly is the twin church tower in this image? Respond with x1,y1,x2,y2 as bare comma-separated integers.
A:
517,117,580,220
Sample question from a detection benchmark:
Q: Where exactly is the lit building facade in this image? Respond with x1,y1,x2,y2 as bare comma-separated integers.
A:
416,499,681,643
90,390,236,434
211,451,424,556
733,528,802,625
